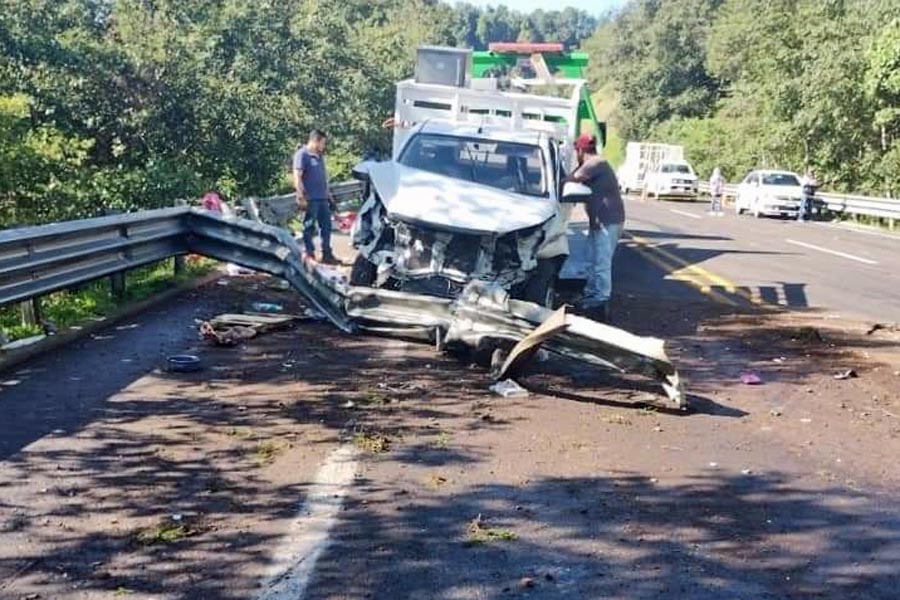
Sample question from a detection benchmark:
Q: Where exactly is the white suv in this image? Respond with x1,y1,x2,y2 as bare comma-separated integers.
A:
645,161,698,199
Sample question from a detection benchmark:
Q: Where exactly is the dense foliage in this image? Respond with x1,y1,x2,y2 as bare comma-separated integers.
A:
586,0,900,194
0,0,595,226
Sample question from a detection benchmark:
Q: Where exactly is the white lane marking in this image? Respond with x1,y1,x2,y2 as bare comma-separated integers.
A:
669,208,702,220
785,239,879,265
258,445,359,600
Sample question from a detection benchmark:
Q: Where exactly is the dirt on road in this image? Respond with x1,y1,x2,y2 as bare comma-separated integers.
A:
1,267,899,599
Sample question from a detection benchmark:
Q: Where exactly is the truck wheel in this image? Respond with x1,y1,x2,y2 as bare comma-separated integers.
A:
349,254,376,286
520,257,562,308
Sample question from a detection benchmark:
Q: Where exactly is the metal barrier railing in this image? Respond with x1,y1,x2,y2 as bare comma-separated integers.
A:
0,206,685,405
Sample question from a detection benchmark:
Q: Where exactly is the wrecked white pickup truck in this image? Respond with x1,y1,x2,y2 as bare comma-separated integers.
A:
350,122,581,306
347,45,606,308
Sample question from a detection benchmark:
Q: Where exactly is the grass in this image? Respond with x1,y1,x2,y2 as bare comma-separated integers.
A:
353,431,391,454
466,514,517,545
0,256,215,343
252,440,284,465
433,432,452,449
134,519,198,546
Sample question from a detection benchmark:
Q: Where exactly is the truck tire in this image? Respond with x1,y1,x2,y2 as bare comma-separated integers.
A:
519,257,563,308
349,254,376,287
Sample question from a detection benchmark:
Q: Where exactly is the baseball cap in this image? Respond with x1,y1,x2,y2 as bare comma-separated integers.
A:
574,133,597,151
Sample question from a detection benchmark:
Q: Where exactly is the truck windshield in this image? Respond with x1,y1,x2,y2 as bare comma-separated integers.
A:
761,173,800,186
399,133,547,197
660,163,692,174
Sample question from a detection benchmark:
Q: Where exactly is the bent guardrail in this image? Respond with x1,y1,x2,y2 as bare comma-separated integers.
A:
0,207,685,406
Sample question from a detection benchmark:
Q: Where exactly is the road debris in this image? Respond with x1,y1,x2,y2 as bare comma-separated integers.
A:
466,514,517,545
166,354,201,373
199,313,299,346
866,322,898,335
834,369,858,380
740,371,763,385
489,379,529,398
251,302,284,313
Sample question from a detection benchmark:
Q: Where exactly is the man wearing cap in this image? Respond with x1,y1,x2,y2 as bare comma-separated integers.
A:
568,133,626,322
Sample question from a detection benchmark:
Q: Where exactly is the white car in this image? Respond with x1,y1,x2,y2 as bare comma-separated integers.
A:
735,170,802,218
350,121,583,307
645,161,698,199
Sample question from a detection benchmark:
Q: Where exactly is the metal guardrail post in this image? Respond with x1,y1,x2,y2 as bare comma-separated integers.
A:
173,199,187,276
19,299,41,328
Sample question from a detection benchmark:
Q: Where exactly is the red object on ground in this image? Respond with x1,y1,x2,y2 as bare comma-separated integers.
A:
488,42,565,54
334,211,358,232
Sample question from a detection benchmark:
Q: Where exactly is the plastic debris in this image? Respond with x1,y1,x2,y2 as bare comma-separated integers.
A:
166,355,201,373
740,371,763,385
489,379,529,398
834,369,858,380
251,302,284,313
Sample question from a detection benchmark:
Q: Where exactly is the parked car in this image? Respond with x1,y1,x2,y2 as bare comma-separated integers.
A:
735,170,803,218
644,161,698,200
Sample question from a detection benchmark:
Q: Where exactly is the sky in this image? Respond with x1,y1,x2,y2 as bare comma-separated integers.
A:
459,0,627,16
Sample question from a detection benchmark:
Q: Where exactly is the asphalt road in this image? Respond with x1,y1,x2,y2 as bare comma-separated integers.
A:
619,196,900,322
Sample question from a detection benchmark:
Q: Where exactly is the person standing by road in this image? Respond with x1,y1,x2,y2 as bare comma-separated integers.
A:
798,168,819,222
568,133,626,323
294,129,338,264
709,167,725,216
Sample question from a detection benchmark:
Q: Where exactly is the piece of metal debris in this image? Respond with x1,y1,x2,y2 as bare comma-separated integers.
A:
834,369,858,380
489,379,529,398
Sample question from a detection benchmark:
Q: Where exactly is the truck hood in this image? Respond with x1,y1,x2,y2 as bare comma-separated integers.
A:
357,162,556,236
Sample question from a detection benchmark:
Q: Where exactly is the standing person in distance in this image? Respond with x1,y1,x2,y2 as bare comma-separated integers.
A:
294,129,339,264
798,168,819,222
709,167,725,216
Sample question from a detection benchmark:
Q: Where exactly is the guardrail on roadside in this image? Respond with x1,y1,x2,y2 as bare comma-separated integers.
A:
697,182,899,228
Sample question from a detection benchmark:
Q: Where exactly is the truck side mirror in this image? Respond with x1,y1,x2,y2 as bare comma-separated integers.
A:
561,181,592,203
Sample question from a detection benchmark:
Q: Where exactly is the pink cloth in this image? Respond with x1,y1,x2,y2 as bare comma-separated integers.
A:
202,192,224,212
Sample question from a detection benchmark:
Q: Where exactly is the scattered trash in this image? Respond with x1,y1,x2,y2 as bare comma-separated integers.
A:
653,425,664,433
200,313,299,346
772,357,786,364
866,322,898,335
740,372,762,385
708,462,719,468
834,369,858,380
170,514,183,522
225,263,255,276
489,379,529,398
793,326,824,343
166,355,201,373
800,418,812,424
741,468,753,475
520,577,536,589
466,514,517,545
199,321,257,346
250,302,284,313
342,400,356,409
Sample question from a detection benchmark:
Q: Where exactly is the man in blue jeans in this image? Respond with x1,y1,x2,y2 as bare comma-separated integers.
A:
568,133,626,323
293,129,338,264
